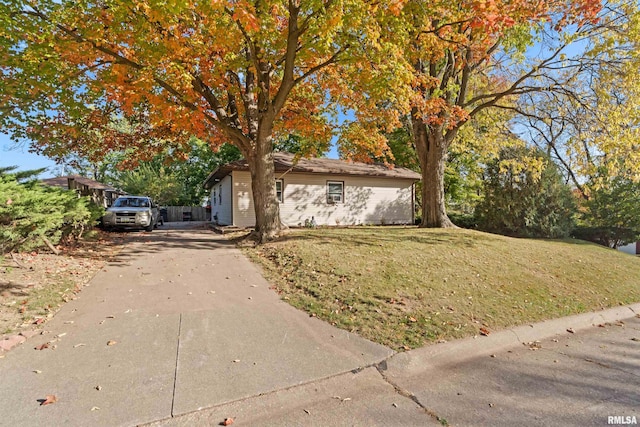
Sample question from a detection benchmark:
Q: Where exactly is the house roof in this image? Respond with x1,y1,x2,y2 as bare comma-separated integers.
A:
41,175,119,191
203,152,421,188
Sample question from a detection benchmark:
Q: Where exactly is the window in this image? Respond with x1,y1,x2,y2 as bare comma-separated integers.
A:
326,181,344,203
213,189,216,205
275,179,283,203
218,185,222,205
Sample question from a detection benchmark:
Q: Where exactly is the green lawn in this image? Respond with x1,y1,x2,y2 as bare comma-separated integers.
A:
244,227,640,350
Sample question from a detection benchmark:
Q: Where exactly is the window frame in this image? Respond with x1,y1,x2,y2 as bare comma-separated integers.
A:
275,179,284,203
326,180,344,204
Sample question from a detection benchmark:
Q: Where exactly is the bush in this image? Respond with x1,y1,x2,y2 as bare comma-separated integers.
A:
571,226,638,249
475,147,576,238
448,212,477,229
0,174,103,254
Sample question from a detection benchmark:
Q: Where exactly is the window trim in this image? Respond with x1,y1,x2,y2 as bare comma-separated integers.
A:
275,179,284,203
326,180,344,204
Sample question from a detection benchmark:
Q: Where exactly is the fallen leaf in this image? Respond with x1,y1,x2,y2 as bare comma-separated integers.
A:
232,359,240,363
33,370,42,374
95,385,102,391
91,406,100,411
526,341,542,350
408,317,417,323
35,343,50,351
479,327,490,336
40,395,57,406
33,318,45,325
221,418,234,426
631,338,640,342
73,343,86,348
304,409,310,415
566,328,575,334
106,340,117,346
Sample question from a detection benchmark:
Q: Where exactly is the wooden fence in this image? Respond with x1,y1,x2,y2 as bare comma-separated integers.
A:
162,206,209,222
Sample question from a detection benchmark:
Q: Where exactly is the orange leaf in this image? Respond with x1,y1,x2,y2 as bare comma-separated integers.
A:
221,418,234,426
40,395,57,406
479,327,490,336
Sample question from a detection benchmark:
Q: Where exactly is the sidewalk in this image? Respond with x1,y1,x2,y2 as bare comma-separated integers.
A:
0,227,638,427
147,305,640,427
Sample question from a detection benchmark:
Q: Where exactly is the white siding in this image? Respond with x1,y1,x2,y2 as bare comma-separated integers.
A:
229,171,415,227
210,175,233,225
232,171,256,227
279,173,414,226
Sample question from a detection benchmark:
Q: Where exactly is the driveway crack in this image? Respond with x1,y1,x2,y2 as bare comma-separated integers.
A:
375,360,449,426
171,313,183,417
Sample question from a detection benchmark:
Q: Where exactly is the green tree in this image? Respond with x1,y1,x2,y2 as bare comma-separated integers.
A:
574,173,640,248
475,147,576,238
100,140,242,205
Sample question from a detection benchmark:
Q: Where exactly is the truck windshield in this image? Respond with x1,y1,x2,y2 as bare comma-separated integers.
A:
113,198,149,208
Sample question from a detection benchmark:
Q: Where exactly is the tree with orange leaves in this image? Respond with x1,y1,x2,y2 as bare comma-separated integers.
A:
381,0,605,228
0,0,404,242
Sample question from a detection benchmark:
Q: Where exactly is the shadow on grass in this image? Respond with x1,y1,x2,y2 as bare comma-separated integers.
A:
274,227,498,249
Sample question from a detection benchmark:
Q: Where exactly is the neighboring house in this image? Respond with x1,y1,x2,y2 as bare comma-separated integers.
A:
618,242,640,255
41,175,125,208
203,152,421,228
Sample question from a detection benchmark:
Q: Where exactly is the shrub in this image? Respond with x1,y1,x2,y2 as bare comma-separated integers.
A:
0,174,103,254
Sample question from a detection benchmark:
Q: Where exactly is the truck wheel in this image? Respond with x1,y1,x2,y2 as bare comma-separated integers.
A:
145,221,154,232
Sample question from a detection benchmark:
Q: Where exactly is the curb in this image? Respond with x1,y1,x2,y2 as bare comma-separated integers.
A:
384,303,640,377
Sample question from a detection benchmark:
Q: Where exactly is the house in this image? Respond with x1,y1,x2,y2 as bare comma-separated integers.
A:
41,175,125,208
619,242,640,255
203,152,421,228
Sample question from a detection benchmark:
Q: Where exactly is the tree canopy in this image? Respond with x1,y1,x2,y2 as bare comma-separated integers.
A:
0,0,403,241
3,0,639,240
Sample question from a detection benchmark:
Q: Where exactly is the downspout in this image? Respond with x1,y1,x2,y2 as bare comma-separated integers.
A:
230,173,234,227
412,181,416,225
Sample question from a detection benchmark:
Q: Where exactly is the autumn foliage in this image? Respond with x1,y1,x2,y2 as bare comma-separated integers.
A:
0,0,610,238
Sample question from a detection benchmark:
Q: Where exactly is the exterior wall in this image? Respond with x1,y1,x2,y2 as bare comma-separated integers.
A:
618,242,640,255
210,174,233,225
229,171,415,227
231,171,257,227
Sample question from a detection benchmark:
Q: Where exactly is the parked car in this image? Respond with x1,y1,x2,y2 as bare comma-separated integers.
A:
102,196,162,232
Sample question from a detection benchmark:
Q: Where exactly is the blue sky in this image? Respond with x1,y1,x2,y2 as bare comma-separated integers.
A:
0,133,60,178
0,130,340,179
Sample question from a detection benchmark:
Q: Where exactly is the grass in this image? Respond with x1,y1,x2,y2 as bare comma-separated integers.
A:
244,227,640,350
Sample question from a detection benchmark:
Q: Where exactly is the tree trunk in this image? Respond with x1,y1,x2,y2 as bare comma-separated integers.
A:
246,141,281,243
412,115,456,228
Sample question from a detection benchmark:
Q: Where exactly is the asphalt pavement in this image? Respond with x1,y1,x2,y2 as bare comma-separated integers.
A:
0,223,638,427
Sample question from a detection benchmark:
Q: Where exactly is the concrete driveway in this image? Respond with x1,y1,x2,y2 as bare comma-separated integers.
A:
0,226,394,426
